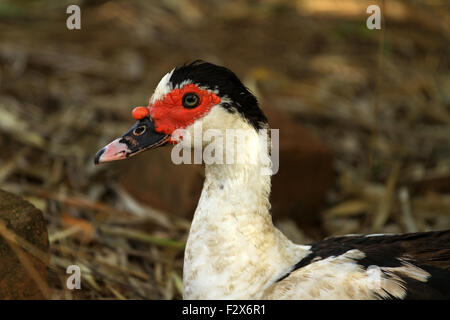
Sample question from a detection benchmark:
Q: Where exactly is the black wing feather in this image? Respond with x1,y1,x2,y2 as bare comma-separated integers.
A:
278,230,450,299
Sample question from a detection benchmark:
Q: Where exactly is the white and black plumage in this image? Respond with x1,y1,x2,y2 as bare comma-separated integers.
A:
95,61,450,300
275,231,450,299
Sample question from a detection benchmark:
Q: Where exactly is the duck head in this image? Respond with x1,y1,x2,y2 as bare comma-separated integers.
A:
94,60,268,164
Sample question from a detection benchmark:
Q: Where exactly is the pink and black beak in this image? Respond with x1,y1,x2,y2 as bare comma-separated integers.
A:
94,116,169,164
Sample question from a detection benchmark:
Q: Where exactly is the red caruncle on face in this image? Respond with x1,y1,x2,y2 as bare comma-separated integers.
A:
148,84,221,137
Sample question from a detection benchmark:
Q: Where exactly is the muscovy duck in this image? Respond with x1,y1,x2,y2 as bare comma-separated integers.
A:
95,60,450,299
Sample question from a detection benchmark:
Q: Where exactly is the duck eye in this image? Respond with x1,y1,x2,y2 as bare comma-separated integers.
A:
182,93,200,109
133,125,146,136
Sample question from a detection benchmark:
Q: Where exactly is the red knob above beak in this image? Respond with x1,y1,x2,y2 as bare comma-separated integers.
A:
132,106,150,120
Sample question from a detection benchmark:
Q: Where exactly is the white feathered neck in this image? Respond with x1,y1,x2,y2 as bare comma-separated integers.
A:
182,107,310,299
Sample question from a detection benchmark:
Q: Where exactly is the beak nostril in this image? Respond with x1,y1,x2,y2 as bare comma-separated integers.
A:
133,125,147,136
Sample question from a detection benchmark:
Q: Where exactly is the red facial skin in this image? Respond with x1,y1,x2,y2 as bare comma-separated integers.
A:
150,84,220,139
132,106,150,120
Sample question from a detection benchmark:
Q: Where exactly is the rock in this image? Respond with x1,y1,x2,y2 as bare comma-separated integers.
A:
118,106,333,237
0,189,49,299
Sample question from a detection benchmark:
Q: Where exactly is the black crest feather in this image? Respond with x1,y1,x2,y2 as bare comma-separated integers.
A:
170,60,268,130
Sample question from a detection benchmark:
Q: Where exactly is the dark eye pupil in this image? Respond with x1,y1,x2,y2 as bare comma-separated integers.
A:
183,93,199,108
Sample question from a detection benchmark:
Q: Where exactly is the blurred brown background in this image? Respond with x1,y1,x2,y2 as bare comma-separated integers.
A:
0,0,449,299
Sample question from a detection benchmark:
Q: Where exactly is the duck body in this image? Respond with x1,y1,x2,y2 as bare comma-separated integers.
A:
268,230,450,299
95,61,450,300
